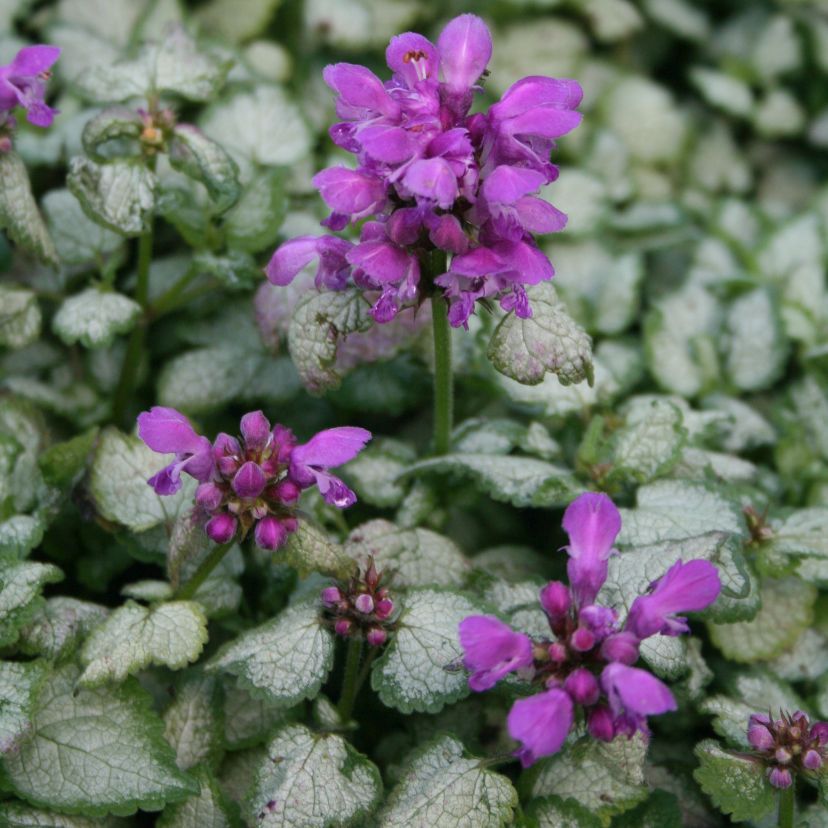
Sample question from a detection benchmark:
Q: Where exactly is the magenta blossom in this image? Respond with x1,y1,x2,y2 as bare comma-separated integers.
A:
138,407,370,549
266,13,581,329
457,492,721,766
747,710,828,789
0,45,60,128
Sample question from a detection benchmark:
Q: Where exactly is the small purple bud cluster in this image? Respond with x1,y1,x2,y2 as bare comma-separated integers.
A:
321,558,395,647
137,407,370,550
747,710,828,789
267,14,582,329
459,492,722,767
0,45,60,148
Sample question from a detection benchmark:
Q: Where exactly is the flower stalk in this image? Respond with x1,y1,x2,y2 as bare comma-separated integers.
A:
175,540,234,601
431,294,453,456
777,783,794,828
337,637,364,722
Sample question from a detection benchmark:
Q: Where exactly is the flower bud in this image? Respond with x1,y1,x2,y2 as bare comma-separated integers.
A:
587,705,615,742
205,513,237,544
282,517,299,533
571,627,595,652
321,586,342,606
539,581,571,621
240,410,271,451
254,516,288,551
563,667,599,706
775,747,792,765
366,628,387,647
334,619,352,636
195,482,223,512
600,632,639,665
354,593,375,614
375,598,394,619
803,749,823,770
747,720,774,751
233,461,267,499
214,433,242,476
768,767,792,789
811,722,828,746
548,642,567,663
272,479,301,504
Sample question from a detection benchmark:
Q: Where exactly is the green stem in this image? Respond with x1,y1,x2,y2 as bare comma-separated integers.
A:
147,264,198,317
777,783,795,828
175,541,234,601
337,638,363,722
431,295,453,456
112,214,154,426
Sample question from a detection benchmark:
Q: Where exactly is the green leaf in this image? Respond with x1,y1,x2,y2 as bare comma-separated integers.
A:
0,659,48,755
89,428,196,532
399,454,579,509
759,508,828,584
701,670,804,749
80,106,143,161
371,589,478,714
195,0,283,43
344,519,469,589
18,597,108,660
67,157,157,236
528,795,603,828
208,601,334,707
38,427,99,489
526,734,648,824
488,282,593,386
0,152,58,266
723,288,788,391
1,663,197,816
612,790,683,828
79,600,208,686
341,439,416,509
280,520,356,580
222,167,286,253
708,578,816,663
0,286,41,350
0,561,63,648
222,683,295,750
644,284,721,397
200,86,312,180
53,288,141,349
287,289,373,394
610,398,687,483
245,723,381,828
693,740,775,823
377,734,516,827
0,515,44,559
158,766,241,828
78,26,230,103
0,802,126,827
617,479,744,546
169,125,240,213
769,628,828,682
163,675,222,772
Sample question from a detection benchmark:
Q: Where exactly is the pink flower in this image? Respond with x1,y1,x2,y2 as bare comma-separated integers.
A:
507,688,573,767
458,615,533,691
626,559,721,639
0,45,60,127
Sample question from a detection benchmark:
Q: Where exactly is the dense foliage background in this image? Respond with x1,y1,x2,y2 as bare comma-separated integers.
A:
1,0,828,825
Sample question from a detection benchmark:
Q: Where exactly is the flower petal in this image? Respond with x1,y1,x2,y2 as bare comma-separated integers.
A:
507,688,574,767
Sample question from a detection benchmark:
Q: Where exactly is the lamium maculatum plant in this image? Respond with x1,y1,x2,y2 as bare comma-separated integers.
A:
0,3,826,827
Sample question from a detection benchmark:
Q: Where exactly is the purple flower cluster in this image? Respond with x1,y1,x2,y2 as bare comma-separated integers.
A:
459,492,721,767
747,710,828,789
0,45,60,135
321,558,396,647
137,407,370,550
266,14,581,329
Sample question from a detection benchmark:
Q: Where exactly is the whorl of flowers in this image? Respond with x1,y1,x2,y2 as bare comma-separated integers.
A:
137,407,370,550
747,710,828,789
266,14,582,329
458,492,722,767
